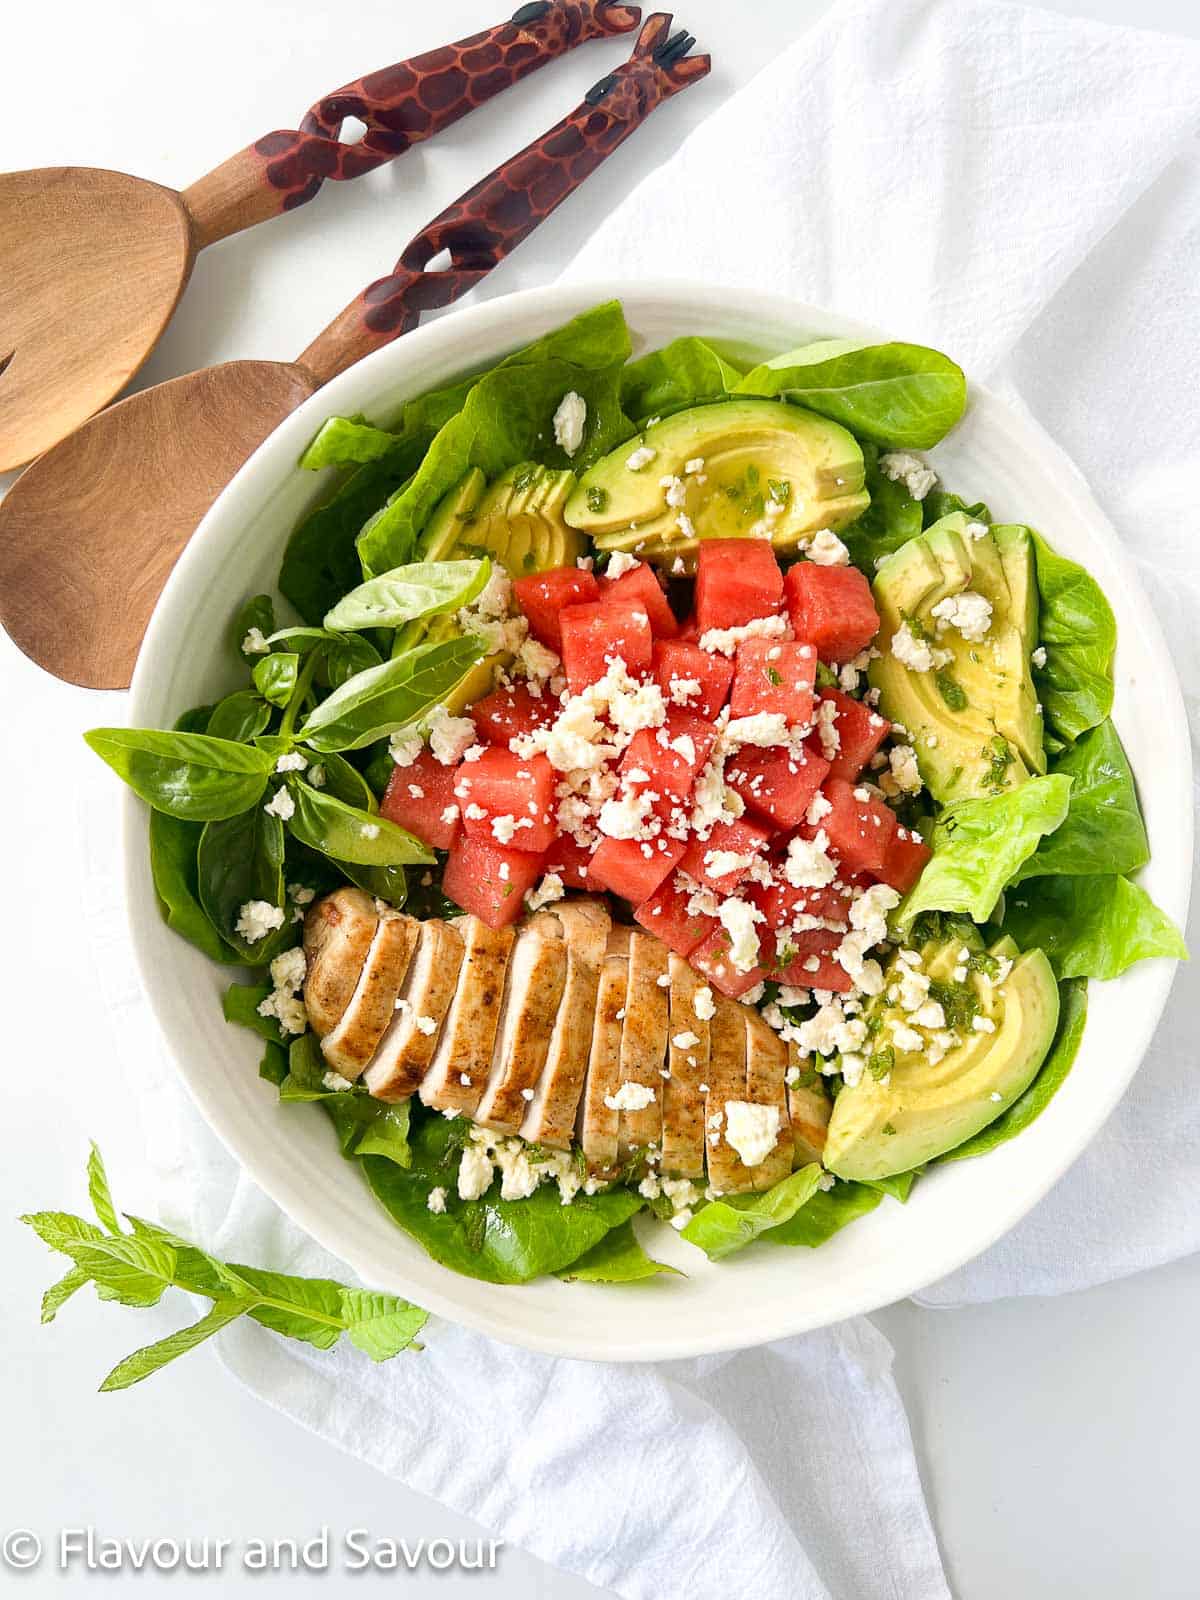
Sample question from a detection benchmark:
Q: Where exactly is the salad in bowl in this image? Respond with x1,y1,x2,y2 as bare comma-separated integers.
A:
89,298,1186,1292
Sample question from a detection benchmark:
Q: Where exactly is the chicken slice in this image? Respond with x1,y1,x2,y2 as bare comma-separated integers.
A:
474,924,568,1135
661,955,710,1178
616,932,668,1156
786,1041,832,1165
520,898,611,1149
302,887,378,1038
704,997,755,1195
577,926,632,1174
363,919,464,1102
418,918,514,1117
741,1009,794,1191
320,911,419,1081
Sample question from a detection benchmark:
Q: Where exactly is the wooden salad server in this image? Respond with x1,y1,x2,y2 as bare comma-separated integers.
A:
0,15,708,691
0,1,643,472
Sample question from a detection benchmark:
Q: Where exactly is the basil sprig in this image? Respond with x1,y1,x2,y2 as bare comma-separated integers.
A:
297,634,485,753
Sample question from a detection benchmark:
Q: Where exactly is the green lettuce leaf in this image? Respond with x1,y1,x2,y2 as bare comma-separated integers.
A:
940,979,1088,1162
736,339,967,448
1002,875,1186,980
896,774,1073,930
764,1180,885,1247
558,1219,681,1282
1030,530,1116,747
1010,721,1148,885
358,303,635,577
619,336,743,423
680,1165,824,1261
300,416,404,470
359,1114,641,1284
840,441,923,570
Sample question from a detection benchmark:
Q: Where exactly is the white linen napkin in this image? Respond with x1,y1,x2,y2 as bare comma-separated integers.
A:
77,0,1200,1594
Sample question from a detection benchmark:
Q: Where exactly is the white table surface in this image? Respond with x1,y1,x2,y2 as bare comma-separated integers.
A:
3,0,1197,1593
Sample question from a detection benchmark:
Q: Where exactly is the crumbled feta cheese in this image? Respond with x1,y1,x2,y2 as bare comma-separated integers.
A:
886,744,922,795
360,822,380,840
931,589,993,643
676,513,696,540
698,613,789,657
723,1101,781,1168
552,390,587,457
322,1070,355,1093
891,621,952,673
235,900,285,944
693,986,716,1021
427,704,477,766
965,520,989,541
879,451,938,501
241,627,270,655
805,528,850,566
603,1081,657,1112
783,829,837,889
525,872,565,912
625,445,657,471
389,729,423,768
660,474,688,509
1031,645,1048,668
724,712,790,750
668,675,702,706
973,1016,998,1034
457,1142,494,1201
717,897,764,973
605,551,641,580
684,457,705,475
274,751,308,774
672,1031,701,1051
414,1014,438,1036
264,786,295,820
426,1187,448,1214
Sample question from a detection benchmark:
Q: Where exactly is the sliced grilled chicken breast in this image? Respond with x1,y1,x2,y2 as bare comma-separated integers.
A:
320,912,419,1080
704,997,752,1194
617,932,669,1155
742,1009,793,1191
578,926,632,1173
786,1042,832,1165
474,924,568,1135
302,887,378,1038
419,918,515,1117
520,899,611,1149
661,955,710,1177
363,919,464,1102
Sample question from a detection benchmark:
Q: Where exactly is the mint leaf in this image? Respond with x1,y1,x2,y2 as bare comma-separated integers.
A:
87,1144,121,1235
340,1291,427,1360
41,1267,91,1324
99,1300,252,1392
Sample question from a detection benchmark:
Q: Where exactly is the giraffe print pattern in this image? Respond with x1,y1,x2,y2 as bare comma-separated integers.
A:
255,2,643,210
351,12,709,340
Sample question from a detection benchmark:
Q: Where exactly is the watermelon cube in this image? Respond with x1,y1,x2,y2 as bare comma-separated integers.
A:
678,816,772,894
694,539,784,633
379,749,463,851
819,779,898,876
470,683,557,748
689,925,767,999
442,833,546,928
724,746,830,831
513,567,599,651
620,713,717,818
541,831,600,892
784,563,880,663
454,748,556,854
748,869,854,935
815,687,891,781
559,600,653,695
588,833,686,904
651,639,733,719
877,827,932,893
730,638,817,724
599,561,678,638
634,873,718,956
770,929,852,993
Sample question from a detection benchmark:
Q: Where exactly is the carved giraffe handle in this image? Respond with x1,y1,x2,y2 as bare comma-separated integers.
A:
296,13,709,385
181,2,642,249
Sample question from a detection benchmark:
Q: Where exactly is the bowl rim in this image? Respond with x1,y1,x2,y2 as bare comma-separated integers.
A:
123,279,1192,1360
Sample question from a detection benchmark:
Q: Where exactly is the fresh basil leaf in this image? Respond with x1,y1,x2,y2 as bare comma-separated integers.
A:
619,336,744,423
558,1219,681,1282
680,1166,824,1261
234,594,276,659
339,1290,427,1360
940,980,1088,1162
1002,875,1186,980
358,302,634,576
334,858,408,908
359,1114,641,1284
324,558,490,633
896,775,1073,931
305,750,377,811
1029,529,1116,746
197,806,289,964
148,811,239,963
252,652,300,709
286,782,432,867
736,340,967,449
222,981,283,1044
297,635,485,753
207,690,272,744
1010,721,1148,885
267,627,384,688
301,416,403,470
765,1179,886,1247
841,440,923,570
99,1299,251,1392
279,1032,332,1101
85,729,274,821
259,1040,289,1086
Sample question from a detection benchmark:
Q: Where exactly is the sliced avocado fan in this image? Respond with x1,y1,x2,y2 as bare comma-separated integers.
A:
868,512,1046,804
823,932,1060,1181
563,399,869,567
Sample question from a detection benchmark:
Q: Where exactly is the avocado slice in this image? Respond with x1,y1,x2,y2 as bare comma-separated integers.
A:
564,399,869,566
823,934,1060,1180
868,512,1046,803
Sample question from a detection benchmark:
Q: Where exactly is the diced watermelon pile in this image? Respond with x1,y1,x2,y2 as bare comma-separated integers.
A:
414,549,921,944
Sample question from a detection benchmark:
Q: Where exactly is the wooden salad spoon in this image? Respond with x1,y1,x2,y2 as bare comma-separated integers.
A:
0,0,643,472
0,15,708,691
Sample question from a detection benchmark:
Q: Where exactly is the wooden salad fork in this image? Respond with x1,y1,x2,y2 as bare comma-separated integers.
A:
0,0,642,472
0,15,709,691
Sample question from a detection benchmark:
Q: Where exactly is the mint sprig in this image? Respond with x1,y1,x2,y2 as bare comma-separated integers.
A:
21,1146,427,1390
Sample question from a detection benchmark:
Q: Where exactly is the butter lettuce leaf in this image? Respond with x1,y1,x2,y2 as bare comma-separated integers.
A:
840,441,924,570
558,1219,681,1282
619,336,743,424
300,416,403,470
1002,874,1186,980
764,1179,885,1247
1030,530,1116,748
896,774,1073,931
680,1165,824,1261
736,339,967,449
1011,721,1148,885
940,979,1088,1162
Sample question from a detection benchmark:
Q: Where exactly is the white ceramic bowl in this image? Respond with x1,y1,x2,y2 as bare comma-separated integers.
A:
125,283,1191,1360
